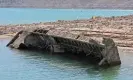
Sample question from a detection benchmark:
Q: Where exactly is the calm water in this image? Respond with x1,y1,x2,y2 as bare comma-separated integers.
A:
1,8,133,80
1,38,133,80
0,8,133,24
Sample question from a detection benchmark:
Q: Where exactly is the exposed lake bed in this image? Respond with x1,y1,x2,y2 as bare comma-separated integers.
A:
1,14,133,48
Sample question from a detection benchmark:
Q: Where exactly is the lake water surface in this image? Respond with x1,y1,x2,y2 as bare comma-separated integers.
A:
1,37,133,80
1,9,133,80
1,8,133,25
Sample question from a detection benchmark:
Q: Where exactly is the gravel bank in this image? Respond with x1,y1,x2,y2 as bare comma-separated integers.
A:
1,15,133,47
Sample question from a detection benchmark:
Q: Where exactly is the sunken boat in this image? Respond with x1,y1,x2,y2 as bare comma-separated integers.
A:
7,28,121,66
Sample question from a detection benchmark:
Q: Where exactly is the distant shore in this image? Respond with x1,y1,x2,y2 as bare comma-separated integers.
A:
1,15,133,47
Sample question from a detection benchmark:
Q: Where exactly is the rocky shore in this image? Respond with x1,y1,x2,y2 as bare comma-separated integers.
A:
1,15,133,47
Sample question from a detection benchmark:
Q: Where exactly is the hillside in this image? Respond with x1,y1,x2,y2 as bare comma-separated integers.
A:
0,0,133,9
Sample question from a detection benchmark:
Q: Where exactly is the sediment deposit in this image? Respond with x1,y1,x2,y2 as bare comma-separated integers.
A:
1,15,133,47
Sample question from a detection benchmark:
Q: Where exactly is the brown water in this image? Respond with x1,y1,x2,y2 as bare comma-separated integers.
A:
0,38,133,80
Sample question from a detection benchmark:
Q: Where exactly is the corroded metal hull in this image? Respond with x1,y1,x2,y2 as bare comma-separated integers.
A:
7,29,121,66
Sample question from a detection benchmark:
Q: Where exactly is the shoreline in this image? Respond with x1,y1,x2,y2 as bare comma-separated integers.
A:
1,33,133,51
0,33,15,39
1,15,133,48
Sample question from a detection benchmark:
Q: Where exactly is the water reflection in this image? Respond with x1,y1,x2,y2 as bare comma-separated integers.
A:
100,66,120,80
14,47,121,80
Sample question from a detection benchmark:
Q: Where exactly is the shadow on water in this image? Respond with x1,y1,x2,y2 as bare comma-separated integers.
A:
12,48,96,67
88,66,120,80
100,66,120,80
13,48,121,79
